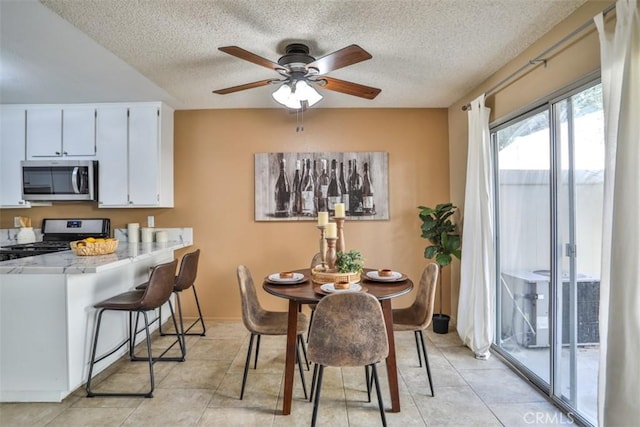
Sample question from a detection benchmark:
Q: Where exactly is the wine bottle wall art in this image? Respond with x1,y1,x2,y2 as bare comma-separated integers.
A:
254,152,389,221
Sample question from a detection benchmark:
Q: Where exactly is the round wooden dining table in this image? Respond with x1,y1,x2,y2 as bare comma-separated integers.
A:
263,268,413,415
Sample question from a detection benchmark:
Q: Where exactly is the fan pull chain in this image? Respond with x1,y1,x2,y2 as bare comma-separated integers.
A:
296,107,304,132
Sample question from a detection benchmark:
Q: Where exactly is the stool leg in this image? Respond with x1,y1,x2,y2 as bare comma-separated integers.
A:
418,330,434,397
309,363,319,402
365,365,372,402
253,335,261,369
240,333,256,400
311,365,324,427
190,285,206,336
296,341,308,400
86,308,106,397
371,363,387,427
414,330,423,367
142,311,155,396
298,334,310,370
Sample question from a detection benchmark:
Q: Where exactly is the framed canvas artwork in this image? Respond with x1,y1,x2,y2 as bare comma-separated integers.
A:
255,152,389,221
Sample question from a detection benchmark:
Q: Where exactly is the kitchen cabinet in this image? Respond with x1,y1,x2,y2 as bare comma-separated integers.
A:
97,102,174,207
26,106,96,158
0,107,30,208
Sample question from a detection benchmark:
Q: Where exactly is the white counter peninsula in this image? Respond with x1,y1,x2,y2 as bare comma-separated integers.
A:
0,229,192,402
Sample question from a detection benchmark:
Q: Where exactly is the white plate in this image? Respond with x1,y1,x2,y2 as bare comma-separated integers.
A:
366,271,404,281
267,272,306,284
320,283,362,293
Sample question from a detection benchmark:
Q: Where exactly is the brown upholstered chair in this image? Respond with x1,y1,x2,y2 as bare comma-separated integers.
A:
306,252,323,339
137,249,205,359
86,259,183,398
307,292,389,427
392,262,438,396
236,265,309,400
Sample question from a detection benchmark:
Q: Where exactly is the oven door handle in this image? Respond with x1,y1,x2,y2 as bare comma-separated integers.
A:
72,167,81,194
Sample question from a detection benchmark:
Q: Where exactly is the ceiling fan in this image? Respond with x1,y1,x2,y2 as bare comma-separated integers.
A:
213,43,381,109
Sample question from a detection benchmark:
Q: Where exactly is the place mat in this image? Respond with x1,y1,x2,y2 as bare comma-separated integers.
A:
264,272,308,285
364,270,407,282
314,283,368,295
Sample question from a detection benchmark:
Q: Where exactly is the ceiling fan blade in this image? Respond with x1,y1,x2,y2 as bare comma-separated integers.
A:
306,45,372,75
213,79,274,95
319,77,381,100
218,46,283,71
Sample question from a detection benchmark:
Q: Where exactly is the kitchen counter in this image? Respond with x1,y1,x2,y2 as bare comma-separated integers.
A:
0,240,189,274
0,229,193,402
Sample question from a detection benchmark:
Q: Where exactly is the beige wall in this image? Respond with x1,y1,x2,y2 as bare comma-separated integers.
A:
1,108,450,319
447,0,613,321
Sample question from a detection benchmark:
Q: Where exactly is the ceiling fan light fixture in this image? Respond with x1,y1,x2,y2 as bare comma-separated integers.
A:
272,83,291,104
272,82,302,109
295,79,323,107
272,79,321,109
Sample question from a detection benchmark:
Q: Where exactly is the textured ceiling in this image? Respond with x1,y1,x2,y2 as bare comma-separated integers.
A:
2,0,587,110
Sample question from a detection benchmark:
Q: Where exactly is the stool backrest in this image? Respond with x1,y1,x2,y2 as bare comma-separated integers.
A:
140,259,178,310
236,265,267,333
308,292,388,367
174,249,200,291
414,263,439,329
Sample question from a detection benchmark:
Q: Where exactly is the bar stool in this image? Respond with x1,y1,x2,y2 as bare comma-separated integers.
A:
137,249,205,358
86,259,183,398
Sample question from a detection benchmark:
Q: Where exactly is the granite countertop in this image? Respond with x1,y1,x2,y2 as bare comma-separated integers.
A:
0,241,191,275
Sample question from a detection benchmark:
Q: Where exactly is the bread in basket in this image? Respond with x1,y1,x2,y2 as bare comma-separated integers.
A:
71,238,119,256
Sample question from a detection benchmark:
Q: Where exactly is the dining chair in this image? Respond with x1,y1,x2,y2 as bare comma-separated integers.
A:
391,262,438,396
307,292,389,427
236,264,309,400
136,249,205,360
306,252,323,340
86,259,182,398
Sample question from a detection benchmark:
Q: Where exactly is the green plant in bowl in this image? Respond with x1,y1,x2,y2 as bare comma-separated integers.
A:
335,249,365,273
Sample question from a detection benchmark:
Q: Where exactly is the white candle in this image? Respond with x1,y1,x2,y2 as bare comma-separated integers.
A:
334,203,345,218
317,211,329,226
325,222,337,238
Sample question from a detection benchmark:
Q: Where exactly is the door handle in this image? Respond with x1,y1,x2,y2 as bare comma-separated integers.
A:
72,167,81,194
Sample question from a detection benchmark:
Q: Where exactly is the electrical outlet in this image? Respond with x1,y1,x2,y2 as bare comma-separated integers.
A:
147,216,155,227
14,217,21,227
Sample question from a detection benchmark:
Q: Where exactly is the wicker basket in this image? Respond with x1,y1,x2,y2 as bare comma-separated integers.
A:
71,239,119,256
311,265,361,284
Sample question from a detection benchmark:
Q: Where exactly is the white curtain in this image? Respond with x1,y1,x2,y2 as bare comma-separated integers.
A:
594,1,640,425
457,93,495,359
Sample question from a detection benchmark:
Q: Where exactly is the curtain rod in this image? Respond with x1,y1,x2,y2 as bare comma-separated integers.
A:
461,2,616,111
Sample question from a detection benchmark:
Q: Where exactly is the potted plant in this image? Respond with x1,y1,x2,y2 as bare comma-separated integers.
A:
418,203,462,334
335,249,365,274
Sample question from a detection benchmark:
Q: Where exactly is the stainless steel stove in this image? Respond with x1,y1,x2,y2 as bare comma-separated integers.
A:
0,218,110,261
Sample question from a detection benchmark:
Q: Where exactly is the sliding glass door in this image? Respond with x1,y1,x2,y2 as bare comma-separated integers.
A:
493,81,604,426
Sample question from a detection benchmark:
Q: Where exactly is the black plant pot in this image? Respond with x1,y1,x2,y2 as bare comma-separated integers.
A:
432,313,450,334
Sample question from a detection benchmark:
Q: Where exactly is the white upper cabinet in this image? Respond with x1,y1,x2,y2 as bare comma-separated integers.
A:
128,106,161,206
96,106,129,206
26,106,96,158
0,107,30,208
62,107,96,156
97,102,173,208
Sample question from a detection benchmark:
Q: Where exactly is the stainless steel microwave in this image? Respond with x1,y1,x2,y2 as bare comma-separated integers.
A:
21,160,98,202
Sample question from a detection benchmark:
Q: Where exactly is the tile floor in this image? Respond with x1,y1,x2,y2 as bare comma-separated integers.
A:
0,320,575,426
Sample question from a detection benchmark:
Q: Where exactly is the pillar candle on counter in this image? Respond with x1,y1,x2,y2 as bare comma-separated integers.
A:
127,223,140,243
317,211,329,226
325,222,337,238
141,227,154,243
334,203,345,218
